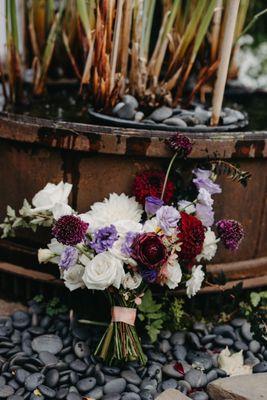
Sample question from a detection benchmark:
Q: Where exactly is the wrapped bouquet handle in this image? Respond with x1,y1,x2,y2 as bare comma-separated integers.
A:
111,306,137,326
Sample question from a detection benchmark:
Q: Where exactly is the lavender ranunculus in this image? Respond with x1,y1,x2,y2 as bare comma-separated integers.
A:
156,205,180,235
90,224,118,253
196,203,214,227
145,196,164,217
193,168,221,195
59,246,79,270
121,231,139,257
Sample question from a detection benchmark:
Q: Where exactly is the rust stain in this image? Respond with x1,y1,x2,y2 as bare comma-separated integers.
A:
233,140,265,158
126,137,151,156
60,150,82,210
37,127,78,150
87,133,102,152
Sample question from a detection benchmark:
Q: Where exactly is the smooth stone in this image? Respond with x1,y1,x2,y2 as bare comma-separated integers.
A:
70,372,79,385
189,391,208,400
201,335,216,345
161,379,177,390
112,102,124,115
143,119,156,125
214,336,234,347
241,322,253,342
245,355,260,366
186,351,212,371
102,366,121,376
86,386,103,400
140,378,157,391
10,331,21,344
94,367,105,385
249,340,261,353
159,339,171,354
32,335,63,355
0,377,6,385
177,380,191,392
30,394,44,400
231,318,246,328
164,117,187,127
39,351,58,366
159,330,171,340
25,373,45,391
40,316,52,329
206,370,218,383
253,361,267,373
121,370,141,386
193,322,207,334
22,339,33,356
38,385,56,399
148,351,166,364
104,378,127,394
74,341,90,359
213,325,235,338
156,389,190,400
77,377,96,393
117,103,135,120
149,106,172,122
28,327,45,336
66,394,82,400
122,95,138,109
215,368,227,378
0,385,14,398
56,388,69,400
70,359,87,373
6,396,23,400
121,393,141,400
12,311,30,330
45,368,59,388
15,369,30,384
184,369,207,388
173,345,187,361
135,111,144,122
162,362,184,379
187,333,201,349
147,363,162,381
234,341,248,351
139,390,154,400
127,384,140,393
194,107,211,124
102,395,121,400
171,332,186,346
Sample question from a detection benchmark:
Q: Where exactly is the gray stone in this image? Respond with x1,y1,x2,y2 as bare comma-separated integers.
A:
201,334,216,345
186,351,213,371
193,322,207,334
147,363,162,381
77,377,96,393
139,390,154,400
161,379,178,390
231,318,246,328
162,362,184,379
45,368,59,388
70,359,87,372
104,378,127,394
245,355,260,366
163,117,187,127
74,341,90,359
184,369,207,388
86,386,103,400
25,373,45,391
214,336,234,347
6,396,23,400
66,394,82,400
121,393,141,400
122,95,139,109
148,351,166,364
241,322,253,342
160,330,172,340
127,384,140,393
135,111,144,122
234,341,248,351
149,107,173,122
171,332,186,346
15,368,30,384
173,345,187,361
194,107,211,124
117,103,135,120
56,387,69,399
156,389,191,400
0,385,14,398
253,361,267,373
39,351,58,366
213,325,235,339
112,102,124,115
159,339,171,354
249,340,261,353
206,370,218,383
12,311,30,330
189,392,208,400
121,370,141,386
207,373,267,400
32,335,63,355
140,378,157,391
187,333,201,349
102,395,121,400
38,385,56,399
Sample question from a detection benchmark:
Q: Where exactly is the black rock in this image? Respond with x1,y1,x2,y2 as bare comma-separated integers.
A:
102,395,121,400
74,341,90,359
56,387,69,400
200,334,216,345
104,378,127,394
249,340,261,353
206,369,218,383
121,370,141,386
0,385,15,398
0,376,6,386
241,322,253,342
77,377,96,393
70,372,79,385
15,369,30,385
86,386,103,400
187,333,201,349
32,335,63,355
253,361,267,373
66,393,82,400
12,311,30,330
39,351,58,366
170,332,185,346
101,366,121,376
161,379,177,390
139,390,154,400
25,373,45,391
189,391,209,400
45,368,59,388
38,384,56,399
234,341,248,351
121,393,141,400
173,345,187,361
147,351,166,364
214,336,234,347
184,369,207,388
95,367,105,385
186,351,213,371
70,359,87,373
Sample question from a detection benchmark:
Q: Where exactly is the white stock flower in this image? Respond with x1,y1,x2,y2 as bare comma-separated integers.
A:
122,273,142,290
186,265,205,298
38,249,54,264
143,217,159,233
32,181,72,213
113,220,143,237
63,264,85,291
196,228,218,262
51,203,73,220
165,258,182,290
80,193,143,232
83,252,125,290
218,347,252,376
38,239,65,265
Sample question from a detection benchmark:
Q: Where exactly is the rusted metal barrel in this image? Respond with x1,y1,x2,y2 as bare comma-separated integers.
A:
0,112,266,298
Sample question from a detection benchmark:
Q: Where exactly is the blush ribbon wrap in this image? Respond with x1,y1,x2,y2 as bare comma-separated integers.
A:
111,306,137,326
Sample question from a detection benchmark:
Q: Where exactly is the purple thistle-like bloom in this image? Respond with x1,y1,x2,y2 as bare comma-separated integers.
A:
166,133,192,157
216,219,244,250
193,168,221,195
156,205,180,235
145,196,164,216
91,224,118,253
141,268,158,283
52,215,88,246
121,231,139,257
59,246,78,270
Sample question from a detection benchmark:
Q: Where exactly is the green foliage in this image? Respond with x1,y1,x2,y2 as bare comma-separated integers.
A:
240,290,267,344
138,290,166,343
250,291,267,307
33,295,68,317
166,297,187,331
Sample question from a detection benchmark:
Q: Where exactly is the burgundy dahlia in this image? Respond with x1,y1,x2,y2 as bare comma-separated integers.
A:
178,212,205,261
133,170,175,205
216,219,244,251
166,133,192,157
131,232,168,269
52,215,89,246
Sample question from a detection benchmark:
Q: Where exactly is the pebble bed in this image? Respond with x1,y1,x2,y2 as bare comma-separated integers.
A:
0,306,266,400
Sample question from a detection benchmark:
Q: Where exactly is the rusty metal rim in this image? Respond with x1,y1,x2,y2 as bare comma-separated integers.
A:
0,111,266,159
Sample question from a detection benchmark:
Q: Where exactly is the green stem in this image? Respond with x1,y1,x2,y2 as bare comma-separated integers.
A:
161,152,178,201
235,8,267,44
78,319,109,327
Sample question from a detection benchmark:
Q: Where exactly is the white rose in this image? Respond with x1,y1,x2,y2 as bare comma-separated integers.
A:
186,265,205,298
109,238,137,267
38,248,54,263
113,220,143,237
31,181,72,212
63,264,85,291
165,259,182,289
122,273,142,290
51,203,73,220
197,188,213,207
196,228,218,262
83,252,125,290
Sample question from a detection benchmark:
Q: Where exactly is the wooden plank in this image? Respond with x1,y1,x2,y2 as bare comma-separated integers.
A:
207,256,267,279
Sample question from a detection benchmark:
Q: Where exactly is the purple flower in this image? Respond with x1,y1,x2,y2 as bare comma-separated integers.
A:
196,203,214,227
156,205,180,235
145,196,164,216
59,247,78,270
141,268,158,283
166,133,193,157
52,215,89,245
90,225,118,253
216,219,244,250
193,168,221,195
121,231,139,257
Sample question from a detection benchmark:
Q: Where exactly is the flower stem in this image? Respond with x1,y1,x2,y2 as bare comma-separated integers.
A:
161,152,178,201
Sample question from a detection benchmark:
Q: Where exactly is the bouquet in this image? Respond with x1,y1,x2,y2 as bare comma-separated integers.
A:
1,134,248,365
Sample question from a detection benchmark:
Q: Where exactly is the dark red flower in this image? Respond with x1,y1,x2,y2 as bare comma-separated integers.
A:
177,212,205,261
166,133,192,157
52,215,88,246
133,170,175,205
216,219,244,250
131,232,168,269
174,362,185,375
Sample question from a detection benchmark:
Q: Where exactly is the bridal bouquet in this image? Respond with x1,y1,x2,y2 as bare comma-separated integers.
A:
1,134,248,365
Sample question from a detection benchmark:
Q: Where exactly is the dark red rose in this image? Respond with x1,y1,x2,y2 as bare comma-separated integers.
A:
133,170,175,205
177,212,205,261
131,233,168,269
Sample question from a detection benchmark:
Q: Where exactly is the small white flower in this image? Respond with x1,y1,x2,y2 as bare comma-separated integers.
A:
196,228,218,262
63,264,85,291
38,249,54,263
143,217,159,233
82,252,125,290
178,200,196,214
186,265,205,298
113,220,143,237
218,347,252,376
39,239,66,264
165,258,182,290
197,188,213,207
51,203,73,220
122,273,142,290
31,181,72,213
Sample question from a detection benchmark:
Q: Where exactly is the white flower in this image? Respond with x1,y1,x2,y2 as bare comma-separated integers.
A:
80,193,143,232
109,238,137,267
38,249,54,263
218,347,252,376
186,265,205,298
122,273,142,290
178,200,196,214
51,203,73,220
165,258,182,289
31,181,72,213
196,228,218,262
63,264,85,291
82,252,125,290
143,217,159,233
197,188,213,207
